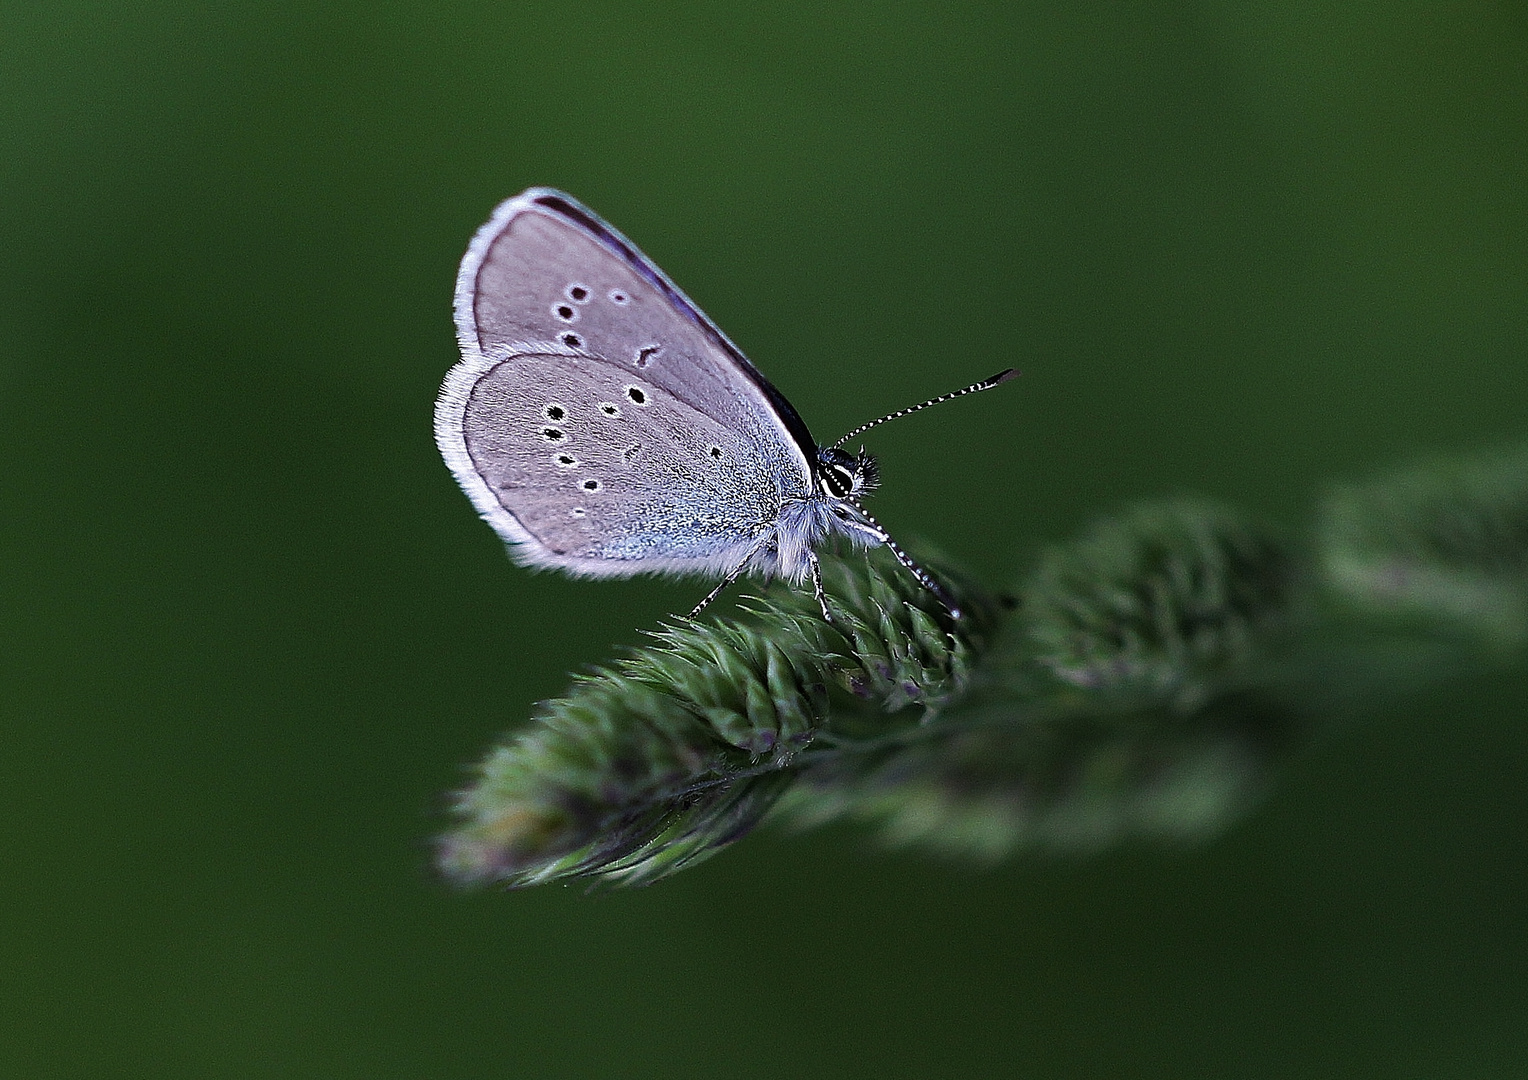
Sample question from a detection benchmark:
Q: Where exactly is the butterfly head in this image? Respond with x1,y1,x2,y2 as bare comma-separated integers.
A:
816,445,880,500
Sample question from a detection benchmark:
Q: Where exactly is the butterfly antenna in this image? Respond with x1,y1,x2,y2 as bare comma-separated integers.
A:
831,369,1019,448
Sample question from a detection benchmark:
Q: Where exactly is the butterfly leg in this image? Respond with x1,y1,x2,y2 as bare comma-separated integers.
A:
687,564,749,619
807,549,834,624
687,538,770,620
846,503,962,620
881,535,961,620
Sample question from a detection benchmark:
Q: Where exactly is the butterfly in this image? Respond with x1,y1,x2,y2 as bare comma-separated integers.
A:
435,188,1014,620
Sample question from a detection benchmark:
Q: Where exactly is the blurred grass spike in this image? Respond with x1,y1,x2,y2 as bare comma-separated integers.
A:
1021,499,1303,712
439,547,1003,888
439,443,1528,888
1318,443,1528,649
777,695,1286,862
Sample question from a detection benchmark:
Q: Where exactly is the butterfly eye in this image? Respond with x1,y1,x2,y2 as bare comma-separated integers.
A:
820,463,855,498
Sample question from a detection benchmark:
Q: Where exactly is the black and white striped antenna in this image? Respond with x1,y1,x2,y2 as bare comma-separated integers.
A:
830,369,1019,448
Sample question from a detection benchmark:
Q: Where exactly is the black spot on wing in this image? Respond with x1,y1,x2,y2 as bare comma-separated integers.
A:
529,191,820,469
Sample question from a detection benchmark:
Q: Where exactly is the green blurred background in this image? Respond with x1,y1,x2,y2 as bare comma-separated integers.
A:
4,1,1526,1075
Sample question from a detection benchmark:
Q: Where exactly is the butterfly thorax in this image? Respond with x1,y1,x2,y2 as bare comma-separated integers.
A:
761,496,879,580
756,449,887,582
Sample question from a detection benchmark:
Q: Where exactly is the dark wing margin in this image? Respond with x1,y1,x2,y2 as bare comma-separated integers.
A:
523,189,822,475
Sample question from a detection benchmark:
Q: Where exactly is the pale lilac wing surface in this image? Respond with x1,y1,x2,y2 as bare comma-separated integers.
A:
435,189,816,578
